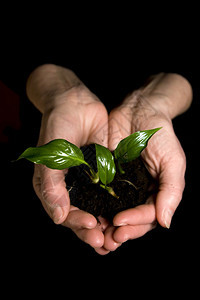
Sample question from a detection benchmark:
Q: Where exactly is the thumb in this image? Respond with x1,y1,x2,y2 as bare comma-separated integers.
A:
87,105,108,147
156,157,186,228
33,165,70,224
108,109,131,151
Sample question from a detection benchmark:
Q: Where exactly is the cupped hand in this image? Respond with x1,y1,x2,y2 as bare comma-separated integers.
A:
107,89,187,245
33,84,111,251
30,68,192,255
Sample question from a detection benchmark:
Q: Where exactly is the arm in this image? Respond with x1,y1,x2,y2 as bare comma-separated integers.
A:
140,73,192,119
26,64,82,113
120,73,192,131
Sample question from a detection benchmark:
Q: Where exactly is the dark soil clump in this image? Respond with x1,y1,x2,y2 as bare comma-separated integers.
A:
66,144,154,223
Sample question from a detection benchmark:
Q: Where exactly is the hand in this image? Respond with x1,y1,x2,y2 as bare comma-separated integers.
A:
45,90,122,255
106,73,192,247
28,65,111,251
28,68,192,255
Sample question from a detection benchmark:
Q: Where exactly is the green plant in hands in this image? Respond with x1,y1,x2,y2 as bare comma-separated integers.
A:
17,128,161,197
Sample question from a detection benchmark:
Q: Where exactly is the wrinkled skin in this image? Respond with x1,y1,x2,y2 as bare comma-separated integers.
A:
33,86,110,253
107,93,186,254
29,66,192,255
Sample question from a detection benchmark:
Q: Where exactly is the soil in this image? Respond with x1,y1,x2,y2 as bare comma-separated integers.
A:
66,144,155,223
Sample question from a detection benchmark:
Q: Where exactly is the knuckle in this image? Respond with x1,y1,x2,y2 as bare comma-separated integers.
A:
41,188,57,207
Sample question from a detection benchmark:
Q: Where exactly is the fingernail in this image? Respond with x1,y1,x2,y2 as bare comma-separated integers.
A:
113,220,126,226
116,222,126,226
162,209,173,229
53,207,63,224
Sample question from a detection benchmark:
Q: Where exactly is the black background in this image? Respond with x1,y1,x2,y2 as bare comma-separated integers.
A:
1,10,199,289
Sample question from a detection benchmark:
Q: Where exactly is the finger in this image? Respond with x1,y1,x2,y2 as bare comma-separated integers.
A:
63,208,105,249
113,196,156,226
113,223,156,243
96,216,110,232
103,226,122,251
86,102,108,147
62,207,97,229
156,155,186,229
94,247,110,255
33,165,70,224
108,108,131,150
94,217,113,255
72,227,105,249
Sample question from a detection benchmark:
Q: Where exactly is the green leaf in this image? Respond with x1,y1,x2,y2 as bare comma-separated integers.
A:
95,144,116,185
114,128,161,163
17,139,89,170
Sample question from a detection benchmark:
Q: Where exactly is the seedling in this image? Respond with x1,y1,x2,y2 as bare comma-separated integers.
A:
17,128,161,198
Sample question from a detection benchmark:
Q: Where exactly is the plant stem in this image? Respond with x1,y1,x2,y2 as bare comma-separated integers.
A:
84,166,99,184
90,169,99,183
100,184,119,199
118,161,125,174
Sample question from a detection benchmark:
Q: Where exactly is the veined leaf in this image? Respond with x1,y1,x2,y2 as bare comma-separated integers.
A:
95,144,116,185
17,139,89,170
114,128,161,163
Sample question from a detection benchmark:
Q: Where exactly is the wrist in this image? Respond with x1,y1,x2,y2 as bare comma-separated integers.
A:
122,89,172,132
26,64,82,114
41,84,85,114
141,73,193,119
122,73,192,130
